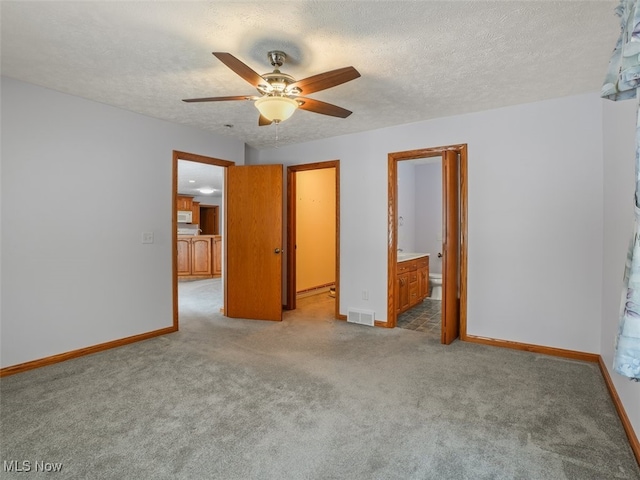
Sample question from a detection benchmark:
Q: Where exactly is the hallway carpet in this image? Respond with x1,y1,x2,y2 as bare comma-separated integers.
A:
1,281,638,479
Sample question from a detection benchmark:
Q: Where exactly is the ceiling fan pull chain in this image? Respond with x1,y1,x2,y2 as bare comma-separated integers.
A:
275,121,279,148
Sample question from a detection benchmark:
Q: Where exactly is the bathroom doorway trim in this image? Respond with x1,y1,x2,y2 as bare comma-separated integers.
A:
286,160,340,320
386,144,468,342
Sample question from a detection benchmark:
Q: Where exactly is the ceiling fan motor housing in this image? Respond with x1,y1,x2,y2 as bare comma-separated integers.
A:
260,72,296,95
268,50,286,69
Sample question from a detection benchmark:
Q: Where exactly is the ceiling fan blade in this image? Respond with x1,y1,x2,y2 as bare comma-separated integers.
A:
288,67,360,95
297,97,352,118
258,115,273,126
213,52,267,89
182,95,255,103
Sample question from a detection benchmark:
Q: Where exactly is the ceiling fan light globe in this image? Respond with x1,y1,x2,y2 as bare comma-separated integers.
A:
255,96,298,122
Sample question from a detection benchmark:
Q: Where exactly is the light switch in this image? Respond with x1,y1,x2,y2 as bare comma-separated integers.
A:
142,232,154,244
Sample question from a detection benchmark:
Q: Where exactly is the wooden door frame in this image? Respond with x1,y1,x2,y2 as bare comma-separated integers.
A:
172,150,234,330
285,161,340,320
387,145,468,340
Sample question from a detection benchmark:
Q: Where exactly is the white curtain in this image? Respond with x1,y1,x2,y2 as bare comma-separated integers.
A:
602,0,640,381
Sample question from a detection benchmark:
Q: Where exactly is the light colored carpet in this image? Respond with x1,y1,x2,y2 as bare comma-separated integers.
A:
1,279,638,479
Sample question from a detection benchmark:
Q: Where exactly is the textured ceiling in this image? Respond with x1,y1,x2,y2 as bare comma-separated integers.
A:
1,1,620,150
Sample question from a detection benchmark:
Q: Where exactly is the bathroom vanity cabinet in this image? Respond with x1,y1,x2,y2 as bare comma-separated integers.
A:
396,254,429,314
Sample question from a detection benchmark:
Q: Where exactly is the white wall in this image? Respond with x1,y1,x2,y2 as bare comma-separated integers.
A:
251,93,604,354
397,162,416,253
415,162,443,274
296,168,336,292
602,98,640,438
397,161,442,273
1,77,245,367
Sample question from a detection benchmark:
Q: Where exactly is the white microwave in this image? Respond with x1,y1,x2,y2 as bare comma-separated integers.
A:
177,210,192,223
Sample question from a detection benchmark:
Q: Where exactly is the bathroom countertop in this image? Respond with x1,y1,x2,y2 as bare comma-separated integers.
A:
397,252,429,262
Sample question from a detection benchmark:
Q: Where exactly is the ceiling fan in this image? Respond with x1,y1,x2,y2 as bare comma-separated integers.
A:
182,51,360,126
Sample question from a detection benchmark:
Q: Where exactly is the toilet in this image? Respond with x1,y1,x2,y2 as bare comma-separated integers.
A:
429,273,442,300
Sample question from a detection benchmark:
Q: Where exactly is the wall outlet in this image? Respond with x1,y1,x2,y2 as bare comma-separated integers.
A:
142,232,154,244
362,290,369,300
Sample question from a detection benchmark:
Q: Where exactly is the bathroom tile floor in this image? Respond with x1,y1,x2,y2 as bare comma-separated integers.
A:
396,298,441,341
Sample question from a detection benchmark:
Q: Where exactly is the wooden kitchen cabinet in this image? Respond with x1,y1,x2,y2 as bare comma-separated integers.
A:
212,235,222,276
191,237,212,275
177,238,192,276
176,195,193,211
177,236,211,277
191,201,200,226
177,235,222,279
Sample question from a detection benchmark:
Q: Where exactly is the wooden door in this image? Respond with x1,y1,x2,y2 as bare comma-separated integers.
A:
191,237,212,275
442,150,460,344
177,238,191,276
226,164,283,321
200,206,219,235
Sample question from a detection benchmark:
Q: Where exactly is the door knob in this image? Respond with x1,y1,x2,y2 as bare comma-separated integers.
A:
274,248,282,254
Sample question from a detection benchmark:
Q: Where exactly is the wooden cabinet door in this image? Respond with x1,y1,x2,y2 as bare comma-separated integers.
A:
177,195,193,211
192,202,200,225
191,237,212,275
396,272,410,313
418,266,429,299
212,236,222,276
177,238,192,276
409,280,419,307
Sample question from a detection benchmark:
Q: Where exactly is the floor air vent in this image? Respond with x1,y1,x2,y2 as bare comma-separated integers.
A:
347,308,375,327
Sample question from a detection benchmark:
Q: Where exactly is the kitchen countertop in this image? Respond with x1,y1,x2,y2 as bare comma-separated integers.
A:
177,234,221,237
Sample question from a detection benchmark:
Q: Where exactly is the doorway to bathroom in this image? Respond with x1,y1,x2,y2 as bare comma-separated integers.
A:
387,145,468,344
286,161,340,320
